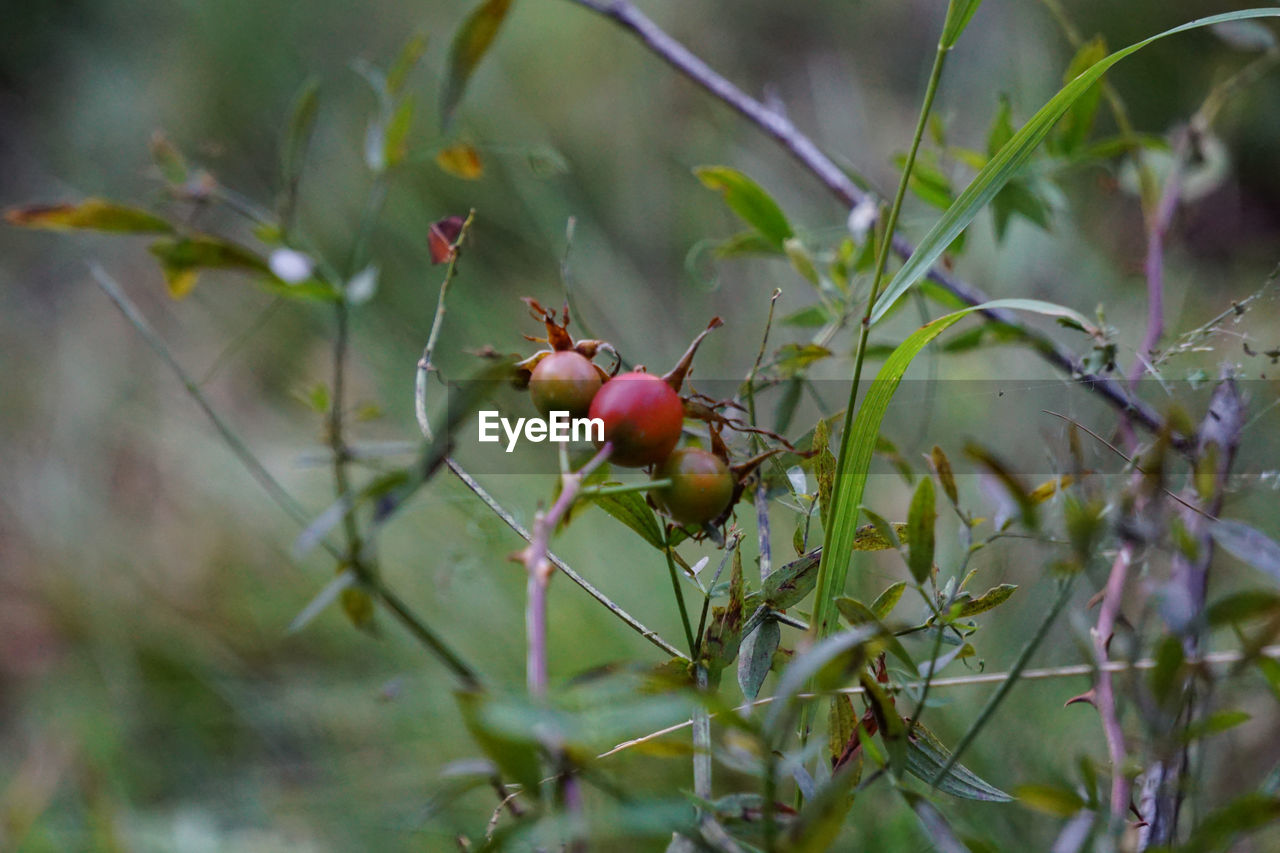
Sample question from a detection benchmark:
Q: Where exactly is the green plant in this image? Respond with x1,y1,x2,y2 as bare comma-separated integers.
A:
6,0,1280,850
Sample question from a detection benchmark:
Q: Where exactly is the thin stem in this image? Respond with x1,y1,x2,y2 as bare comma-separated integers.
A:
1094,544,1135,822
579,479,669,497
90,264,481,687
562,0,1171,443
417,210,477,440
599,641,1280,761
930,574,1076,787
520,443,614,696
445,459,687,659
663,525,698,655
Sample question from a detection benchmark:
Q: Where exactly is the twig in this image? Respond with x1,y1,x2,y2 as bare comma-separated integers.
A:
562,0,1171,444
90,264,481,687
1093,543,1135,823
417,210,477,441
597,643,1280,761
519,443,613,696
445,459,686,659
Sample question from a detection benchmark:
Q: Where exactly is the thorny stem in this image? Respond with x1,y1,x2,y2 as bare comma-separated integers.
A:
521,443,614,696
562,0,1172,444
1094,544,1136,823
89,265,481,687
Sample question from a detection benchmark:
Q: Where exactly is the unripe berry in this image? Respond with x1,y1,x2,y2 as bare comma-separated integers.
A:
651,448,734,525
528,351,602,418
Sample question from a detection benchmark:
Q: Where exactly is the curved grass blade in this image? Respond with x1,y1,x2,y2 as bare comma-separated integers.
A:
870,8,1280,324
810,299,1090,644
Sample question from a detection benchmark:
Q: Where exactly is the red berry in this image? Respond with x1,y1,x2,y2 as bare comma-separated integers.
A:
529,351,602,418
651,448,734,525
588,372,684,467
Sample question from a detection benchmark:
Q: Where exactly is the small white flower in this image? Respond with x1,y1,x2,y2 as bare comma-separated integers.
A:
346,265,379,305
846,197,878,242
269,248,315,284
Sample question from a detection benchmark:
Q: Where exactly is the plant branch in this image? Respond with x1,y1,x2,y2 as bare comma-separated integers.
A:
562,0,1170,442
1093,543,1135,823
417,210,477,441
597,641,1280,761
90,264,481,687
519,443,614,696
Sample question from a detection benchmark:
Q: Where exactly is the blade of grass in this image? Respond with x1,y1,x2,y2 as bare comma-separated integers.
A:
870,8,1280,324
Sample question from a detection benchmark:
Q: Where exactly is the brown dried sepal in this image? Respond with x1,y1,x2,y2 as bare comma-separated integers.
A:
662,316,723,392
512,297,617,384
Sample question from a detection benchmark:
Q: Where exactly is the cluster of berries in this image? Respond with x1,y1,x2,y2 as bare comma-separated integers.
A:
515,300,736,527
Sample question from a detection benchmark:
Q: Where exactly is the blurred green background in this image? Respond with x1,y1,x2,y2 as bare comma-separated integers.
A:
2,0,1279,849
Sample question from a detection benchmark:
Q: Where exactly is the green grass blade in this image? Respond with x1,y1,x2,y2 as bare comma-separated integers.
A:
870,8,1280,325
809,299,1089,642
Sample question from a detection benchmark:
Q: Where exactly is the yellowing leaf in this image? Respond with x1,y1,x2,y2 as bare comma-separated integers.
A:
5,198,172,234
441,0,514,124
436,143,485,179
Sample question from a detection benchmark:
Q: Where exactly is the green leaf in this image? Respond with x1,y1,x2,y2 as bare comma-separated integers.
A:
1207,589,1280,626
813,418,836,531
784,761,861,853
1014,783,1084,816
1183,709,1251,742
737,617,780,700
869,8,1280,325
783,304,837,327
383,95,415,168
713,229,780,258
387,30,429,95
765,626,878,739
1054,36,1107,154
940,0,984,50
588,489,667,551
148,235,272,298
860,670,907,771
907,477,937,584
785,237,821,285
930,446,959,507
456,689,542,793
828,694,857,765
957,584,1017,617
703,549,745,670
280,78,320,193
1183,794,1280,853
694,165,794,249
810,298,1090,642
776,343,832,376
871,581,908,620
908,723,1014,802
835,597,918,676
762,549,821,610
1210,519,1280,582
440,0,514,125
5,199,172,234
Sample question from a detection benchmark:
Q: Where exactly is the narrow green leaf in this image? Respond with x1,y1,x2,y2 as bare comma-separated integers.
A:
384,95,415,168
737,617,780,700
1183,794,1280,853
811,299,1091,642
1014,783,1084,816
1183,709,1251,742
930,446,959,507
387,31,429,95
828,694,857,765
288,569,358,633
704,551,745,670
907,477,937,584
441,0,514,125
694,165,794,249
456,689,543,793
871,581,908,620
860,671,907,771
765,626,878,738
908,723,1013,801
836,597,918,676
1054,36,1107,154
762,549,821,609
6,199,172,234
957,584,1017,617
281,78,320,191
783,304,837,327
870,8,1280,325
940,0,984,49
813,418,836,531
784,761,860,853
148,235,272,298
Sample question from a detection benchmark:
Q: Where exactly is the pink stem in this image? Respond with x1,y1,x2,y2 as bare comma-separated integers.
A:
1095,543,1135,819
523,442,613,697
